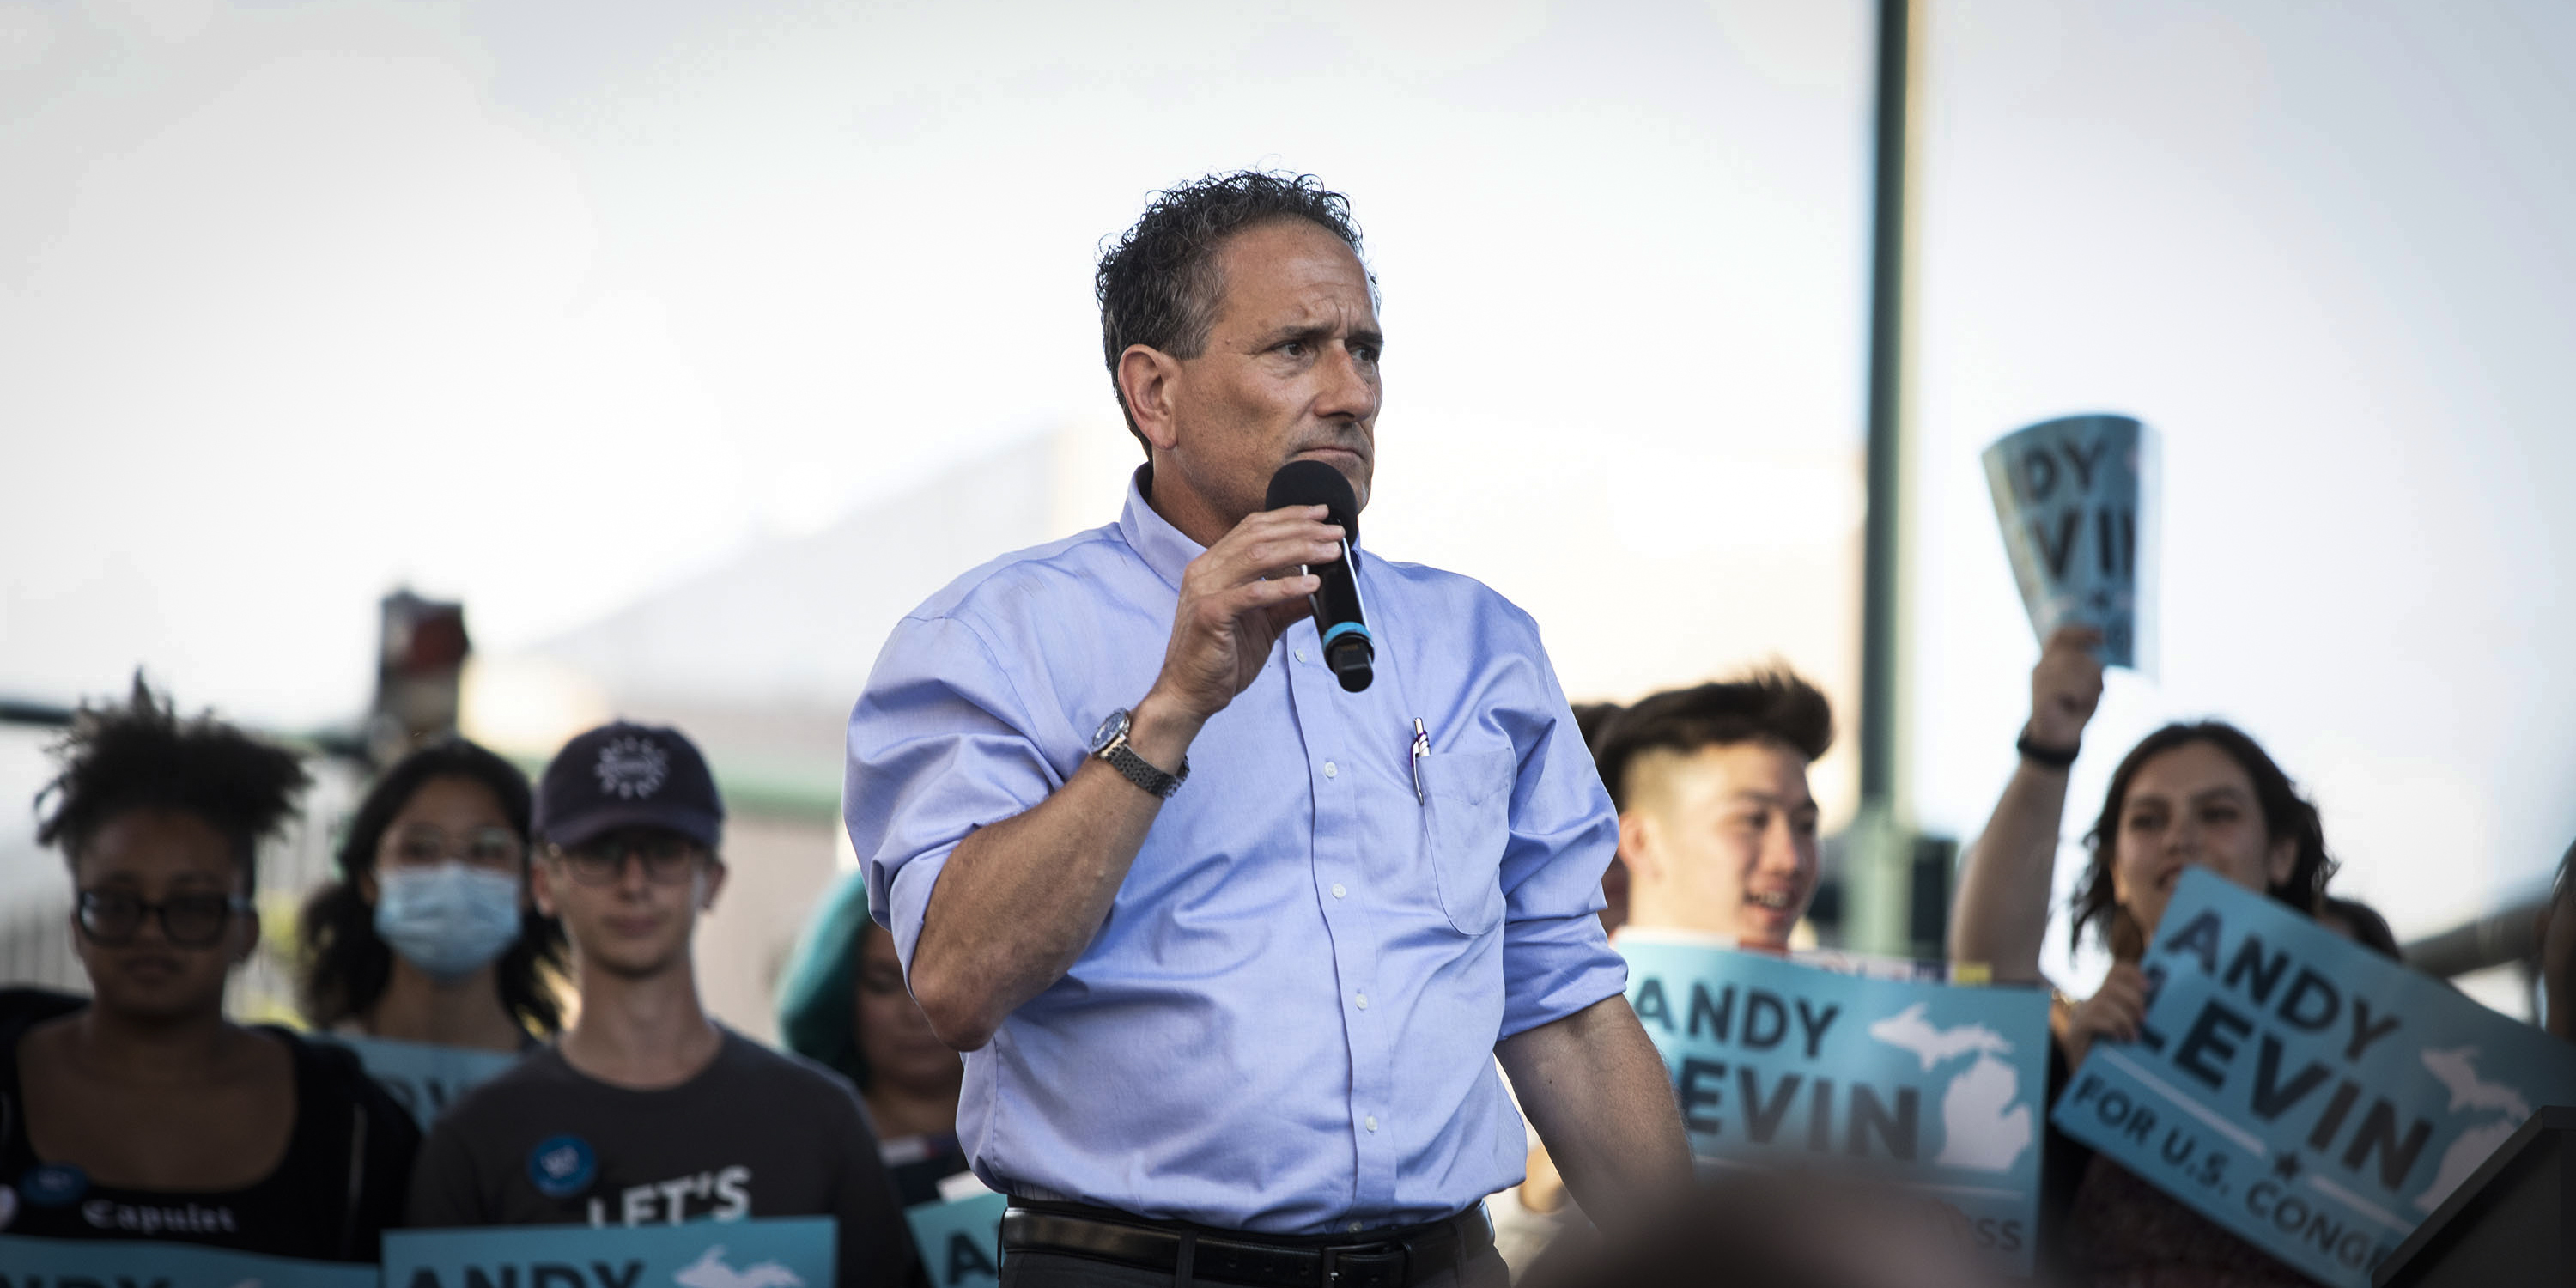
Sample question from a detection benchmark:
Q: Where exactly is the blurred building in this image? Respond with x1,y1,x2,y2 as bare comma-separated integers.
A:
1,421,1862,1035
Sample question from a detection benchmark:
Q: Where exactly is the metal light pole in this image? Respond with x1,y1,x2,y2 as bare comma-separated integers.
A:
1844,0,1952,958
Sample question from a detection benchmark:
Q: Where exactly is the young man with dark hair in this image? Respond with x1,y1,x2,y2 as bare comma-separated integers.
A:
1590,669,1834,949
407,722,918,1288
1501,672,1835,1248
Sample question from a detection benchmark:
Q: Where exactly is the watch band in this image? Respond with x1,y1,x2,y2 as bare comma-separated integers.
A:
1102,738,1188,799
2015,729,2081,769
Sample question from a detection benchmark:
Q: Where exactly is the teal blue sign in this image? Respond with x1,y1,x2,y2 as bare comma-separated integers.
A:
386,1218,835,1288
0,1234,374,1287
1982,412,2157,671
904,1193,1005,1288
1620,939,2051,1274
319,1034,524,1128
2050,870,2576,1287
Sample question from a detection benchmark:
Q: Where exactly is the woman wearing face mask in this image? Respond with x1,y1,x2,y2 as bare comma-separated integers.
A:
0,683,418,1261
777,870,969,1206
1952,627,2358,1286
297,739,567,1054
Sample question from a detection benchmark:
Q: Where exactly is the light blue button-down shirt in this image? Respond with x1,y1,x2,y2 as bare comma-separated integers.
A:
845,471,1626,1234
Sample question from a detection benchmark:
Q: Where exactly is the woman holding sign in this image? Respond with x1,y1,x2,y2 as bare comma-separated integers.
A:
1952,627,2358,1285
0,683,418,1261
297,739,568,1053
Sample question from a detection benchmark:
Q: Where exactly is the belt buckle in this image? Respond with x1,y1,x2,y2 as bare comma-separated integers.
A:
1318,1240,1405,1288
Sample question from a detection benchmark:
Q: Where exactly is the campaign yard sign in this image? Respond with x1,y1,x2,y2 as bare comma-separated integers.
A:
2049,870,2576,1288
1619,939,2051,1273
904,1193,1005,1288
1981,413,2158,671
320,1034,524,1128
385,1218,835,1288
0,1235,375,1288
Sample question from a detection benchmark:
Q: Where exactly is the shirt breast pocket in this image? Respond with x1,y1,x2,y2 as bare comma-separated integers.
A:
1416,746,1516,936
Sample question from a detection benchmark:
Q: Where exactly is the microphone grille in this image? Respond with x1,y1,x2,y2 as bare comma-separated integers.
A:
1264,460,1359,543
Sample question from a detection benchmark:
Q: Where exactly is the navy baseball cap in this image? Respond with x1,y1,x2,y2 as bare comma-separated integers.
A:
532,721,725,848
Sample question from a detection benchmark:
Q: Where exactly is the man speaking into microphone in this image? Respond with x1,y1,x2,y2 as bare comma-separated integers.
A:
845,172,1689,1287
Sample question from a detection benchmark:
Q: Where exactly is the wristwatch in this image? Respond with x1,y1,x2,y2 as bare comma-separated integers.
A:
1089,708,1189,799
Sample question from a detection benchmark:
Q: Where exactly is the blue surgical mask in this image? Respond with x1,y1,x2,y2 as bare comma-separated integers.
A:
374,862,524,979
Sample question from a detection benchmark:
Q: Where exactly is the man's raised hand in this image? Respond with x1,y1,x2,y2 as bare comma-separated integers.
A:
1145,505,1343,729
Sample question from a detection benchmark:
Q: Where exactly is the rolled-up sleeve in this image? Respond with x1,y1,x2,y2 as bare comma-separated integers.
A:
1492,634,1628,1039
845,613,1064,971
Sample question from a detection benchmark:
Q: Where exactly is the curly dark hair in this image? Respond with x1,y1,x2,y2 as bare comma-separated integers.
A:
297,738,568,1036
33,676,310,888
1590,669,1835,813
2070,720,2337,950
1096,170,1371,453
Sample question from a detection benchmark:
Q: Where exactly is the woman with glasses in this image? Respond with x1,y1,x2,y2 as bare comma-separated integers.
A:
297,739,568,1054
0,683,419,1261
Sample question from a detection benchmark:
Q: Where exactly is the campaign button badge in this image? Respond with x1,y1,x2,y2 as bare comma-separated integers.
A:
527,1135,596,1198
20,1164,88,1207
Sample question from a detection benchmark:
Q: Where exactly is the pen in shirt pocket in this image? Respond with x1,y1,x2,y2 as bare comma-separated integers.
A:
1410,718,1431,803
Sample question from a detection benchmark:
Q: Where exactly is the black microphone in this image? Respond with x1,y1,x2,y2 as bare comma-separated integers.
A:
1265,459,1373,692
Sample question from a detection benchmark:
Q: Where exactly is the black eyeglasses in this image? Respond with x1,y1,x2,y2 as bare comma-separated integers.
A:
544,834,705,886
76,890,252,948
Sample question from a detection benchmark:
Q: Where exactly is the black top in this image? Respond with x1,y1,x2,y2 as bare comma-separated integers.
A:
407,1028,922,1288
0,987,421,1262
2042,1037,2322,1286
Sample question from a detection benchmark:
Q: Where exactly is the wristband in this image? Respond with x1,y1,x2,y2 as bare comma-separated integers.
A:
2015,730,2080,769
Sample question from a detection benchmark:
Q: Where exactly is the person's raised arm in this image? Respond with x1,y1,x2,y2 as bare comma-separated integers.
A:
902,506,1342,1051
1949,626,2104,983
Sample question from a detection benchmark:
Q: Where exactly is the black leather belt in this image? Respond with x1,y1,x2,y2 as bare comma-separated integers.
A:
999,1201,1493,1288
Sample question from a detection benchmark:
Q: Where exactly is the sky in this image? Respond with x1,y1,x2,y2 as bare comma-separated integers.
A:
3,0,2571,983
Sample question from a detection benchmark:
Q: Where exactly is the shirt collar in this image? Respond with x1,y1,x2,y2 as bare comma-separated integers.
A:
1118,465,1205,592
1115,464,1368,592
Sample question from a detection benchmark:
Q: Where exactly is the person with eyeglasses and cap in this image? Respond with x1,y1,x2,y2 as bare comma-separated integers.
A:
0,680,420,1261
404,721,920,1288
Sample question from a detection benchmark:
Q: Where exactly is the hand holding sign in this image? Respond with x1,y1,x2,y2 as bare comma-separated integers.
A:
2049,871,2576,1287
1983,415,2158,672
2063,961,2150,1066
2027,626,2105,750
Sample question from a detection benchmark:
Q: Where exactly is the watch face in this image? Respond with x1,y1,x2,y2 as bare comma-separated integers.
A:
1089,708,1130,755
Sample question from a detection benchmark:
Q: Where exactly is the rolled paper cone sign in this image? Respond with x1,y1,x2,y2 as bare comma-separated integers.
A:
1982,413,2160,672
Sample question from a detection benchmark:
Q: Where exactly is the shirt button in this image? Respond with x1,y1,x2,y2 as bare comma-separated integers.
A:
1331,883,1346,899
1355,993,1369,1010
1366,1115,1379,1133
1348,1222,1364,1234
1296,649,1309,663
1322,761,1338,779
